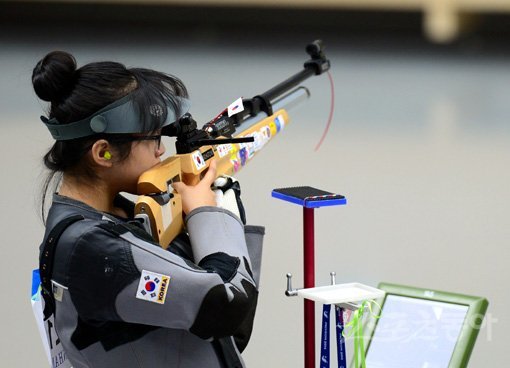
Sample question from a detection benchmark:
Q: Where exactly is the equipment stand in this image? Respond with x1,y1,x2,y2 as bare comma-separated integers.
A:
272,186,347,368
304,207,315,368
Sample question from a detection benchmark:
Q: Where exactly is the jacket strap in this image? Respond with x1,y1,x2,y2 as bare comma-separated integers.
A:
39,215,84,319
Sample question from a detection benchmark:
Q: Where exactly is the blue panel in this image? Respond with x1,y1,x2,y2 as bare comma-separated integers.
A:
305,197,347,208
271,190,347,208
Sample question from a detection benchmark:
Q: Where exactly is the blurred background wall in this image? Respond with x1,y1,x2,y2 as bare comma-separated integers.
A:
1,0,509,366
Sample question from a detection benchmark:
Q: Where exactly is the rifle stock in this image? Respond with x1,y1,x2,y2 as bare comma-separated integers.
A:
135,108,290,248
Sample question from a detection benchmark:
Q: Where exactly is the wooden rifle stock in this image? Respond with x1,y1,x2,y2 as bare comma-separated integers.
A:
135,109,290,248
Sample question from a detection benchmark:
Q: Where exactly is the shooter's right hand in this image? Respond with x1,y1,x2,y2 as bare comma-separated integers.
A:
172,160,218,215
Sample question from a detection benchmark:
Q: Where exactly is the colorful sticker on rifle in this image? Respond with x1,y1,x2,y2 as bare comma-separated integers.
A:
260,125,271,142
230,147,248,172
275,114,285,131
229,145,238,172
239,147,248,166
192,151,206,170
230,154,240,173
246,135,256,159
269,122,278,136
136,270,171,304
252,131,265,152
217,144,232,158
257,126,271,149
250,132,260,152
227,97,245,117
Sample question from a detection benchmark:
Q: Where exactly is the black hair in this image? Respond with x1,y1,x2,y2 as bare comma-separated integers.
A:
33,51,188,221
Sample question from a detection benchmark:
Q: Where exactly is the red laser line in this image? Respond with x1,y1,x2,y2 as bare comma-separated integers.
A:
314,70,335,152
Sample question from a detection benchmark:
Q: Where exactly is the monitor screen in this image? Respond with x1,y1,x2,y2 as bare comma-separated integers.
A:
366,295,468,368
361,283,488,368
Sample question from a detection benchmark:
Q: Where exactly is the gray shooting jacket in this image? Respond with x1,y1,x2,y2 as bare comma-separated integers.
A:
40,194,264,368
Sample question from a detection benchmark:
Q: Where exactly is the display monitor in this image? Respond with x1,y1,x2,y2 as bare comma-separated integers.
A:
361,283,488,368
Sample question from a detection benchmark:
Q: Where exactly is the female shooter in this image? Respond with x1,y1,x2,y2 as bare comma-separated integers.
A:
34,51,263,368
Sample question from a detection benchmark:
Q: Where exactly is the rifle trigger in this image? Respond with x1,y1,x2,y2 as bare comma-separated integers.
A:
150,192,173,206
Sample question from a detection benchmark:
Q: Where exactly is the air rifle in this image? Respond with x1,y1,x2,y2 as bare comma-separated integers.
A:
135,40,330,248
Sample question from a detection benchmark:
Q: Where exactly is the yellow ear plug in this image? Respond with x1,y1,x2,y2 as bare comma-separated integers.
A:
104,151,112,160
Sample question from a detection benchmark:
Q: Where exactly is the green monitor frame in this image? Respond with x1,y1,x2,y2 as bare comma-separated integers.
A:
358,282,488,368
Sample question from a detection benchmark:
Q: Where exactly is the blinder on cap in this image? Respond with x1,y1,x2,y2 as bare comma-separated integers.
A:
90,115,108,133
40,94,191,141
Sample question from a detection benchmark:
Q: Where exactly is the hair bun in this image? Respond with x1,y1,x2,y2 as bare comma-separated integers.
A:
32,51,77,103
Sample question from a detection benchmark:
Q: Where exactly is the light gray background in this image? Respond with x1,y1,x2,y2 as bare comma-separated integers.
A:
1,5,508,367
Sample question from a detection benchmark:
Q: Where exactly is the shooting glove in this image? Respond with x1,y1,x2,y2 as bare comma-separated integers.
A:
212,176,246,225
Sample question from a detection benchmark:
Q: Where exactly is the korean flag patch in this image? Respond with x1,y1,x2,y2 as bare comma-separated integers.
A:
192,150,206,170
136,270,171,304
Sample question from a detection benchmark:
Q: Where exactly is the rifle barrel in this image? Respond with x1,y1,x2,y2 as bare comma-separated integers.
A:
261,69,315,102
272,86,310,111
234,86,310,135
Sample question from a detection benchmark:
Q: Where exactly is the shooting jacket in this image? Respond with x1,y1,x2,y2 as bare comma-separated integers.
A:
39,194,264,368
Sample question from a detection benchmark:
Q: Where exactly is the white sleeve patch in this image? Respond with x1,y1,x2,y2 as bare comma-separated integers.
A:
136,270,171,304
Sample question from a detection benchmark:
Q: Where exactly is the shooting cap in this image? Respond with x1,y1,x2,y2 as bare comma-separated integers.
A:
40,93,191,141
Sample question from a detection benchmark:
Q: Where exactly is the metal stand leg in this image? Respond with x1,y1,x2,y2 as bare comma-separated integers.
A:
304,207,315,368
